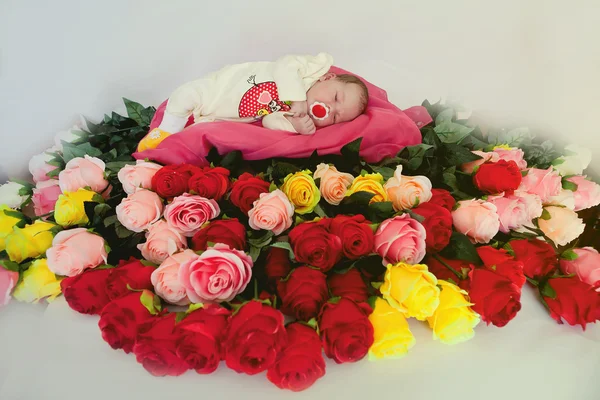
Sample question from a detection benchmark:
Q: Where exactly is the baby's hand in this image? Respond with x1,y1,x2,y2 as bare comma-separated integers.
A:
286,114,316,135
289,101,308,117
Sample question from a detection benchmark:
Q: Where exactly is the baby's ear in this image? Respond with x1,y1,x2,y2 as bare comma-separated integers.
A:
319,72,337,81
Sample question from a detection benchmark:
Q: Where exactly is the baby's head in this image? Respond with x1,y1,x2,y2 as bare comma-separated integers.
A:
306,73,369,127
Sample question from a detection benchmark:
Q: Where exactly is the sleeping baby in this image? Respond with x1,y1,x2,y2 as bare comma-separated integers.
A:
137,53,369,151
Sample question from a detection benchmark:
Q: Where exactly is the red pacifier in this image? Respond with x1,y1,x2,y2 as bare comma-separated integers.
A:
310,102,329,120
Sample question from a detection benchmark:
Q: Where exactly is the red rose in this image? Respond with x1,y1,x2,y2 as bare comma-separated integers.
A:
425,254,472,290
318,298,374,364
265,247,292,284
190,218,247,251
327,269,369,303
151,164,202,198
476,246,526,287
224,300,287,375
267,323,326,392
467,268,522,327
328,215,374,259
98,291,156,353
60,268,112,315
229,172,270,214
473,159,522,194
508,239,558,279
188,167,231,201
132,313,189,377
429,188,456,211
174,305,231,374
105,258,155,300
412,202,453,252
543,277,600,329
289,221,343,272
277,266,329,321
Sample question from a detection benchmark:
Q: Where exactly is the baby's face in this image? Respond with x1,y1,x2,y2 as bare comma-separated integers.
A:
306,74,364,128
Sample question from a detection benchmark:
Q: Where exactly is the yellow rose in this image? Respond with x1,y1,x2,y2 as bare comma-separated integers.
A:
0,205,25,251
5,220,56,263
281,170,321,215
368,297,416,360
346,173,388,203
380,262,440,321
427,280,480,345
54,188,97,227
12,258,62,303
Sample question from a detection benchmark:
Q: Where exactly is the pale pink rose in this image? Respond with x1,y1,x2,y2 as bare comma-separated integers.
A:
29,150,57,183
0,267,19,307
560,247,600,292
58,155,109,194
117,160,162,195
460,151,499,174
247,189,294,235
116,189,163,233
178,243,253,303
374,214,427,266
46,228,108,277
151,249,196,305
538,206,585,247
32,180,62,217
518,167,562,203
137,220,188,264
493,148,527,170
488,191,542,233
546,189,576,210
567,175,600,211
164,193,220,237
313,163,354,205
452,199,500,244
384,165,432,211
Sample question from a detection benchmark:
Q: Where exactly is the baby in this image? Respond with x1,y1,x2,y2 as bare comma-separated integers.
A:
137,53,369,151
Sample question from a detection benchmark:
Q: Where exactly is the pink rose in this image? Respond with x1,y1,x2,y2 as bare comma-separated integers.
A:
32,180,62,217
118,160,163,195
566,176,600,211
137,220,188,264
0,267,19,307
58,155,109,194
151,249,196,305
460,151,499,174
248,189,294,235
493,148,527,170
560,247,600,292
164,193,220,237
313,163,354,205
29,150,58,183
538,206,585,247
452,199,500,244
116,189,164,233
46,228,108,277
518,167,562,203
374,214,426,266
384,165,432,211
487,191,542,233
178,243,253,303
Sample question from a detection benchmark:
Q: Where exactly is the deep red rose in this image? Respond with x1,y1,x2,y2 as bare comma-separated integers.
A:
188,167,231,201
151,164,202,198
265,247,292,284
105,258,155,300
543,277,600,329
467,268,522,327
267,323,326,392
508,239,558,279
229,172,270,214
476,246,526,287
425,254,472,290
318,298,374,364
98,291,156,353
289,221,343,272
328,215,374,259
60,268,113,315
412,202,453,252
224,300,287,375
277,266,329,321
473,159,522,194
190,218,246,251
327,269,369,303
429,188,456,211
133,313,189,377
173,305,231,374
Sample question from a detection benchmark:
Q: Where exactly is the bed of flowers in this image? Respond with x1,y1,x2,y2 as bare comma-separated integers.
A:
1,99,599,392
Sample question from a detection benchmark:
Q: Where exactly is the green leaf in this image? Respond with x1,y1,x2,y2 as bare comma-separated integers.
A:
340,137,363,160
366,201,395,223
115,222,134,238
249,246,261,262
103,215,118,227
540,281,557,299
123,98,149,126
105,161,136,174
95,264,116,270
561,179,578,192
496,127,533,148
139,290,160,315
521,170,529,177
440,143,482,166
175,311,188,323
434,122,474,144
371,282,383,290
271,161,301,182
551,158,565,166
2,209,25,220
188,303,204,313
435,108,455,125
61,142,102,163
304,318,318,331
540,209,552,220
270,241,295,261
439,232,482,264
140,260,158,267
268,182,278,192
367,296,379,310
313,203,326,217
369,165,395,181
560,249,579,261
0,260,21,273
247,231,274,248
342,191,376,206
220,150,243,171
399,143,434,171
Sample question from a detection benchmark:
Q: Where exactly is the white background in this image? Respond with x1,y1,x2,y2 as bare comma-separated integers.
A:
1,0,599,399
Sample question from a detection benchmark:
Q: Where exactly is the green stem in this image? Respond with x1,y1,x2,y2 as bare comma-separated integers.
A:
432,253,464,280
526,277,539,287
254,279,258,300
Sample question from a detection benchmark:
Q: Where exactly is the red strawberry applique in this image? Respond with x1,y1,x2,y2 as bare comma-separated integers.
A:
238,75,290,118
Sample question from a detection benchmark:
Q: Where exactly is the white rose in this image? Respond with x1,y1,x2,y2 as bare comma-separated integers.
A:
54,125,87,151
28,147,60,183
546,189,576,210
0,182,29,208
552,144,592,176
